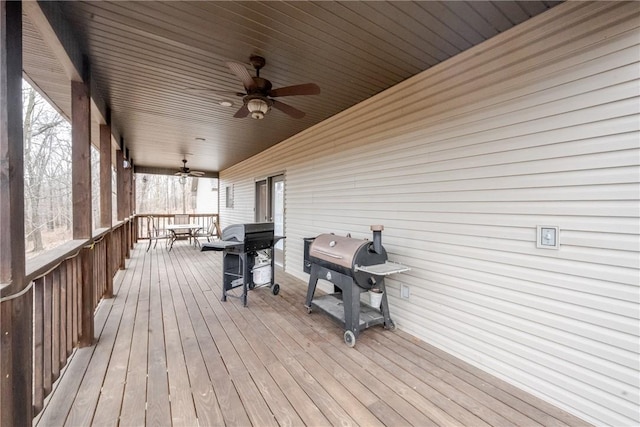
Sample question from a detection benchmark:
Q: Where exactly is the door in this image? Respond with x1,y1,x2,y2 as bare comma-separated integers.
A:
255,174,285,267
255,179,268,222
271,175,285,266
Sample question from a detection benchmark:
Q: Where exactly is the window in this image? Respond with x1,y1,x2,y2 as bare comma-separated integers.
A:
225,185,234,209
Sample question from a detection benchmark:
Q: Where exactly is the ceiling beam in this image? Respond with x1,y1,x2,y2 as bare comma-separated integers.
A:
134,165,219,179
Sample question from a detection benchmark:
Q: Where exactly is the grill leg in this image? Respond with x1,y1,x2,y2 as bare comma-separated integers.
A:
305,264,320,309
343,279,361,339
242,252,251,307
379,280,394,329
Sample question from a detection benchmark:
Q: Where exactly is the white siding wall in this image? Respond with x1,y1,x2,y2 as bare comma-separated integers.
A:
219,3,640,425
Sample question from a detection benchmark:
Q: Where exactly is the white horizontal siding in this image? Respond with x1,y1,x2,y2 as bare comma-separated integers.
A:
219,2,640,425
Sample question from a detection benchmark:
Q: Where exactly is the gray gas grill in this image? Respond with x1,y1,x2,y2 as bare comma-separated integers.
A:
304,225,410,346
201,222,284,306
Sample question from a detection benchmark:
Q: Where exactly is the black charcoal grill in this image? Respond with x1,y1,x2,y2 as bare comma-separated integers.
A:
201,222,284,306
304,225,410,346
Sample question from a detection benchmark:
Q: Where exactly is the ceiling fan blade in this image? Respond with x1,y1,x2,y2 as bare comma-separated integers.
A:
233,104,249,118
226,61,256,91
272,100,305,119
269,83,320,97
191,171,205,176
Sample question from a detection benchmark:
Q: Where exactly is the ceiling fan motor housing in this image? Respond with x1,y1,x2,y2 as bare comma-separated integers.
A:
248,77,272,94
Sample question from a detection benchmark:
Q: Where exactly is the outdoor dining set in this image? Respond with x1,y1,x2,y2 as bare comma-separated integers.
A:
146,214,220,251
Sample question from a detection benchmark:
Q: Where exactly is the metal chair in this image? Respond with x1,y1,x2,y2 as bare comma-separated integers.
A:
193,218,220,247
146,216,170,252
174,214,189,224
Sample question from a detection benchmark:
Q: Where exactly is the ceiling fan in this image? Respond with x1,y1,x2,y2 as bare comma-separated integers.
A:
175,159,204,178
226,55,320,120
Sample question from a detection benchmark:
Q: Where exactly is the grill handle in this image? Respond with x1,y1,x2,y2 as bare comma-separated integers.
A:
312,249,344,259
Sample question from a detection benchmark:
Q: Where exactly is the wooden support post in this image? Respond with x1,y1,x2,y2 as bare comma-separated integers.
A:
116,149,125,221
123,161,132,253
71,72,94,347
99,124,112,297
72,78,91,240
0,2,32,425
129,165,136,245
116,150,127,267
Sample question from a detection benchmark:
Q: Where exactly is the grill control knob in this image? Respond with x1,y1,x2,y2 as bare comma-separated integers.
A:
329,240,336,247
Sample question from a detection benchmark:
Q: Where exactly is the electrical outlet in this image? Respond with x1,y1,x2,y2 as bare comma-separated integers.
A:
400,283,410,299
537,225,559,249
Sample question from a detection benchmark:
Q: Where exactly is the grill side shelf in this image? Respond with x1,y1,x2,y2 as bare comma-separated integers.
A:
355,261,410,276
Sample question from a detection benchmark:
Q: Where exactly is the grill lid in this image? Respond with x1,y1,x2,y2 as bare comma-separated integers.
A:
222,222,274,242
309,234,369,269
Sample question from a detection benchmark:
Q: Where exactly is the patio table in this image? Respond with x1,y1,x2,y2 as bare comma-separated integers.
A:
166,223,202,250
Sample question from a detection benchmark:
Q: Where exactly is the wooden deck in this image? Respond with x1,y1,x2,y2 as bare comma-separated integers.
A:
35,243,589,427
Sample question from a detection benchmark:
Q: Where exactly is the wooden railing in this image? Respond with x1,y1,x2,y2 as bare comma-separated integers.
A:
2,219,132,418
135,213,219,240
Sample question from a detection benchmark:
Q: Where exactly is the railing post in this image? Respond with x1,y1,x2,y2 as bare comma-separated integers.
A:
78,245,94,347
103,233,112,298
119,225,126,270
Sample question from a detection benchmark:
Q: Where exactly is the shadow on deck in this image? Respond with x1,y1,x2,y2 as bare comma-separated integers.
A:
35,243,588,426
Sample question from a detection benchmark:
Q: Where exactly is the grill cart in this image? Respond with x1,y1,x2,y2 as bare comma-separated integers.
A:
202,222,284,306
304,225,410,347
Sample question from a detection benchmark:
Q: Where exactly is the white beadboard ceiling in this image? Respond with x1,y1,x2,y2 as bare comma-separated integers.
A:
22,1,561,175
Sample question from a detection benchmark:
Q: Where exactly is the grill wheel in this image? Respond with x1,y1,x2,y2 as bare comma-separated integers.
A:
344,330,356,347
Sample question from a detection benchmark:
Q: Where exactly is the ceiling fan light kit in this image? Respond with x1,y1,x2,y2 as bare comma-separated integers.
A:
247,97,272,120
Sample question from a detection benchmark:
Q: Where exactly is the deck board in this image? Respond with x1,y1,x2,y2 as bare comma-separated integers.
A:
36,243,591,427
91,246,144,427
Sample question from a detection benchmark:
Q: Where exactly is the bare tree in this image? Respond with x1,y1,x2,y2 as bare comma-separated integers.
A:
23,83,72,254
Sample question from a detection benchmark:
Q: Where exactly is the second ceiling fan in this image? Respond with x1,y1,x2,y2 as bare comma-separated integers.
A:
226,55,320,120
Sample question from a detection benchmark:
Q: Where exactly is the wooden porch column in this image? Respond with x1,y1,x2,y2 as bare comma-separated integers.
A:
99,124,113,297
130,164,136,244
0,1,32,425
71,70,94,347
116,149,127,268
123,158,132,252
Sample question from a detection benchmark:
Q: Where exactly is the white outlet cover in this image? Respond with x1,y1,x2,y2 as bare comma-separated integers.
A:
537,225,559,249
400,283,410,299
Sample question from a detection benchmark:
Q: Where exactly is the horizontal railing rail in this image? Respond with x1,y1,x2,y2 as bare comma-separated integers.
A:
135,213,219,240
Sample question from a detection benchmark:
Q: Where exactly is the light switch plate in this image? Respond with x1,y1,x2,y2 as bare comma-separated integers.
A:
537,225,559,249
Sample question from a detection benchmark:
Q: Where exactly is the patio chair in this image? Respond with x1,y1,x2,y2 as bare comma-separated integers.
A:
174,214,189,224
171,213,192,244
193,218,220,247
146,216,170,252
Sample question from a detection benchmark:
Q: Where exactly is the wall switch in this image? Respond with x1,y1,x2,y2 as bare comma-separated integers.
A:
400,283,410,299
537,225,559,249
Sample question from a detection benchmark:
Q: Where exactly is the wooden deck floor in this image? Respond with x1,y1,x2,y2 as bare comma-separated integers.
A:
35,243,589,427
